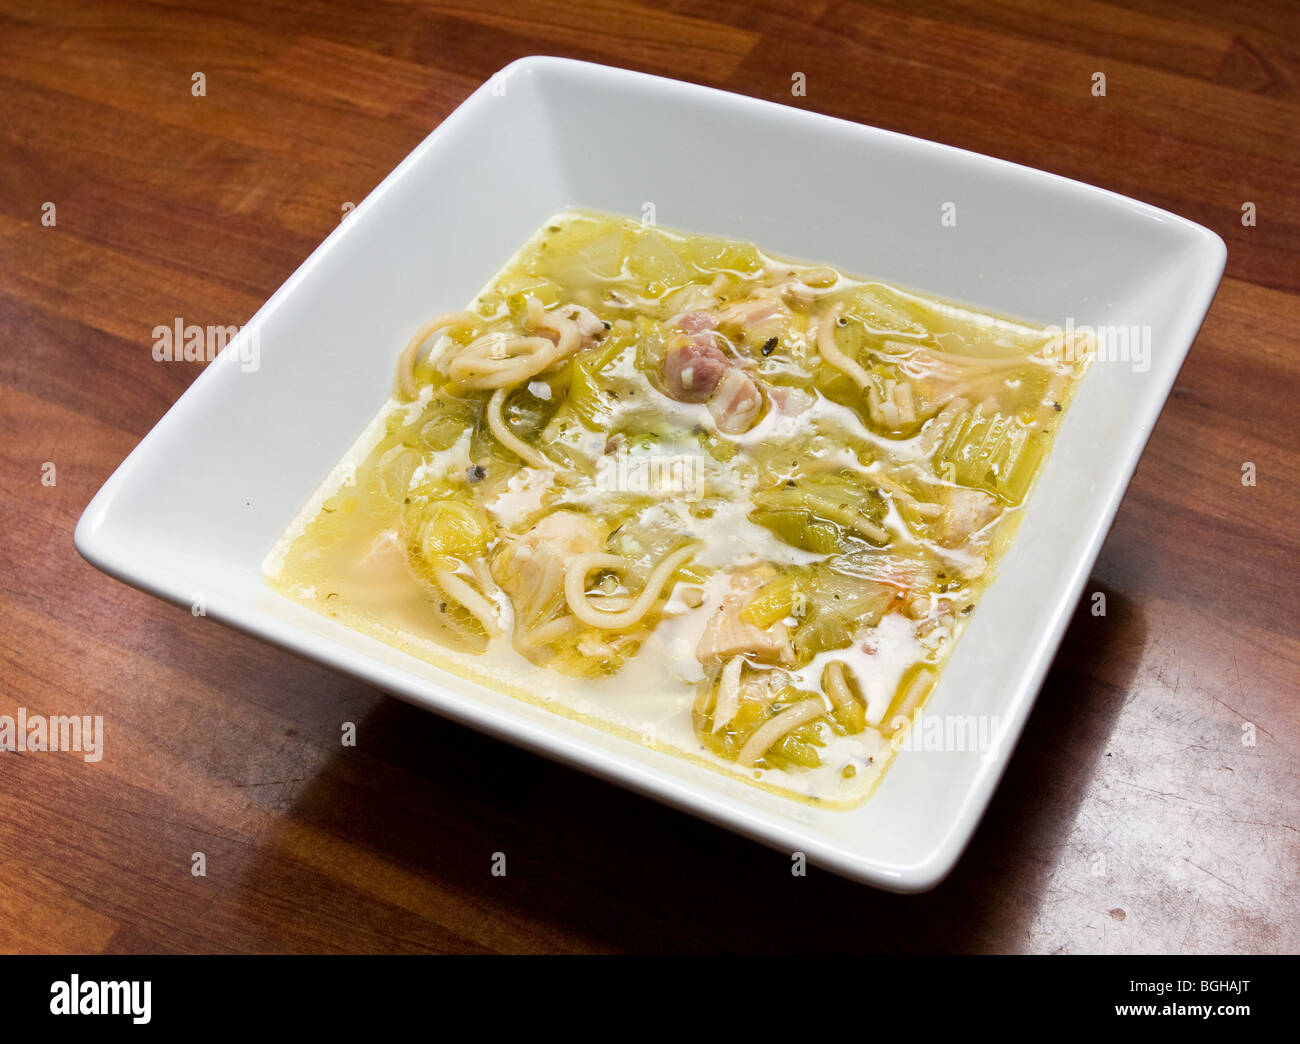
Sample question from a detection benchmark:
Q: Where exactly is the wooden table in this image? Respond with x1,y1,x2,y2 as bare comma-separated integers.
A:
1,0,1296,954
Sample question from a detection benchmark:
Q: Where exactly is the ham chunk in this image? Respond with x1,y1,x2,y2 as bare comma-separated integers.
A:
708,368,764,435
661,324,767,434
661,333,732,403
696,574,795,668
674,310,716,334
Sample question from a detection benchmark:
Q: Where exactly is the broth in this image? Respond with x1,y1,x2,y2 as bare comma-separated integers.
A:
265,210,1090,806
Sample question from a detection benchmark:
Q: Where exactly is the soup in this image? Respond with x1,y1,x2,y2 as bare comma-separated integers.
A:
265,211,1090,805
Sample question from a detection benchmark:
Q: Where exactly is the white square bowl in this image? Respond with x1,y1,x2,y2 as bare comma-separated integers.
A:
76,56,1225,891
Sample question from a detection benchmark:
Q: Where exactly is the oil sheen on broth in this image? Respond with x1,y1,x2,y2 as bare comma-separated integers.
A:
265,210,1090,806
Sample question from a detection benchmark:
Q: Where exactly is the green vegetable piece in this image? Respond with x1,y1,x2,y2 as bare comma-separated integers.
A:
750,508,842,554
936,407,1046,504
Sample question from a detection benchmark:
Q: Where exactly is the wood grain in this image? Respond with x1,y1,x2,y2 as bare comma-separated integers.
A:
0,0,1296,954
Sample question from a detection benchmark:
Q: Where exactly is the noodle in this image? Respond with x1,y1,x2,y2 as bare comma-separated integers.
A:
525,296,580,355
564,544,700,630
439,299,595,392
433,567,502,638
817,303,874,392
737,698,827,767
397,312,479,398
884,668,935,737
824,661,859,721
446,333,560,389
868,468,943,520
487,387,552,470
712,655,745,733
516,614,585,650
